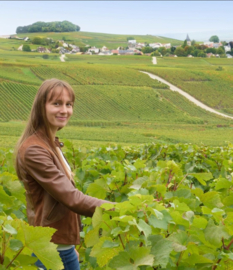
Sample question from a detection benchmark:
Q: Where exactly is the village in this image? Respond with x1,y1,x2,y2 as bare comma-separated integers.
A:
3,34,233,58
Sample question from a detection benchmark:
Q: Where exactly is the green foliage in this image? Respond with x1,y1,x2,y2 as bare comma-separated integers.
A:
127,37,135,41
0,148,63,269
3,141,233,268
64,141,233,269
209,35,220,43
16,20,80,34
174,47,186,56
22,44,31,52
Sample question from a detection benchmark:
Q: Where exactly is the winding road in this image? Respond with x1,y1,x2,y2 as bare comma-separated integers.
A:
141,70,233,120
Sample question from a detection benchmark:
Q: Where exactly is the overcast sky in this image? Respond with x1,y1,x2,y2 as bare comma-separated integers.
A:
1,1,232,41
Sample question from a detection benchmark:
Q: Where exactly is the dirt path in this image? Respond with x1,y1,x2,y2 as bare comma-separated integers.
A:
140,71,233,120
152,57,157,64
60,54,66,62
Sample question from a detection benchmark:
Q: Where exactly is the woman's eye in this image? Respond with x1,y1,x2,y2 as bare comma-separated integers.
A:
54,102,60,106
67,103,73,107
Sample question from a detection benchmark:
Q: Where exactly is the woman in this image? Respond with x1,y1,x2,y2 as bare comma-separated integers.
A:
15,78,109,269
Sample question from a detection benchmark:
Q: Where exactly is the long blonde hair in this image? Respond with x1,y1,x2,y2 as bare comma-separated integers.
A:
15,78,75,179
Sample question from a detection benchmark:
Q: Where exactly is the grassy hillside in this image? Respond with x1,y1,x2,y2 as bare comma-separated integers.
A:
0,52,233,146
141,57,233,115
0,31,183,51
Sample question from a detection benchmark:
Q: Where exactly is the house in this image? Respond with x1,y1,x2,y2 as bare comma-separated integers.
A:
63,42,68,48
224,44,231,53
84,51,92,55
88,46,99,54
98,51,113,55
213,42,222,49
226,54,233,58
71,47,80,53
111,50,119,54
204,42,214,48
18,45,23,51
37,47,47,53
149,43,162,48
162,43,171,49
59,47,70,54
101,46,108,52
206,53,214,58
118,49,135,55
128,40,136,44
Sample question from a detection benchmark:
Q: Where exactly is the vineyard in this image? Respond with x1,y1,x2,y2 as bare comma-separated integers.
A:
2,142,233,269
142,62,233,114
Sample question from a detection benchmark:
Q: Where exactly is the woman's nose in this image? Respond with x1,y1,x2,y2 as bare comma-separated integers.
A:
60,104,67,113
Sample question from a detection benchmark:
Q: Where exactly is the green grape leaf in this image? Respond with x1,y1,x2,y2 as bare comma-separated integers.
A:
204,219,230,247
102,240,120,248
190,172,213,186
17,222,63,270
15,254,37,266
130,176,148,190
9,239,23,251
86,183,106,199
168,231,188,252
201,191,223,209
149,235,173,268
90,236,122,267
92,207,103,228
109,246,154,269
215,178,232,190
0,186,15,207
137,219,152,238
3,224,17,235
85,225,100,247
5,180,26,204
192,216,208,229
184,254,213,264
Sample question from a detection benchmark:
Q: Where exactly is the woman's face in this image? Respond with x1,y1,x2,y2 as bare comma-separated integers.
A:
45,87,73,134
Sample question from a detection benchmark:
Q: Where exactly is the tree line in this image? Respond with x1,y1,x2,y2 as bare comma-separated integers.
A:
16,20,80,34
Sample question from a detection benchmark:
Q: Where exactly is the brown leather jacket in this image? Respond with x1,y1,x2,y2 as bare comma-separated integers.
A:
17,132,107,245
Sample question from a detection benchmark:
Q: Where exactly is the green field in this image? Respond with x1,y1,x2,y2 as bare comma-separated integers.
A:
0,34,233,146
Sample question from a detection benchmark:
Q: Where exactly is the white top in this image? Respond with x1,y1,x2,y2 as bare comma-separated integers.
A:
56,149,74,251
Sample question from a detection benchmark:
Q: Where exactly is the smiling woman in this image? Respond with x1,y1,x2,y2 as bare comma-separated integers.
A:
14,78,112,270
45,86,74,136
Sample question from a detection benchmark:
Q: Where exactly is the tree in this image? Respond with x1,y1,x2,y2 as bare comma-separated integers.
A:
158,47,167,56
174,47,186,56
197,51,206,57
209,35,220,43
216,47,225,55
171,46,176,53
32,37,42,45
182,40,187,48
191,40,196,46
151,50,161,57
205,48,217,54
127,37,134,41
22,44,31,52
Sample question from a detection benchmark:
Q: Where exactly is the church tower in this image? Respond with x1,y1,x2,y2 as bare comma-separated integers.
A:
186,34,191,46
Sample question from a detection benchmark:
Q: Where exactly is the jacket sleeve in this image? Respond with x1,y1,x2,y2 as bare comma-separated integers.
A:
24,145,108,217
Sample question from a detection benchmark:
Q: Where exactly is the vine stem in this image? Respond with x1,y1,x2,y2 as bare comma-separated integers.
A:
212,238,233,270
6,246,24,269
1,231,6,264
118,235,125,249
176,174,188,189
176,251,184,268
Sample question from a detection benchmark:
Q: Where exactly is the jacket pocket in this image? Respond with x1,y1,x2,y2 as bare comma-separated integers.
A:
44,201,67,225
46,201,59,221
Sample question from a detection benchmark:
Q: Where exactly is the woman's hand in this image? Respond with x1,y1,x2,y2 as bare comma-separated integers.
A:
75,248,79,261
